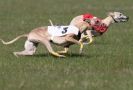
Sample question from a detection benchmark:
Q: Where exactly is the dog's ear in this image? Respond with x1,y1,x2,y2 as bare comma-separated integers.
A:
108,12,114,16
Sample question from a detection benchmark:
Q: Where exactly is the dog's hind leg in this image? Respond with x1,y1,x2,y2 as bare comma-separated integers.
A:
57,47,69,54
13,40,38,57
40,39,65,57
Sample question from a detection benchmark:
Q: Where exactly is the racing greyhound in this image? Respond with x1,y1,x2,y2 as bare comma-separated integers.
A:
70,12,129,44
0,21,92,57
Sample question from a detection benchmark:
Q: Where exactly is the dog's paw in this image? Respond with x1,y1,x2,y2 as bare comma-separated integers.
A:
59,55,66,58
79,49,83,54
51,51,66,58
13,52,19,58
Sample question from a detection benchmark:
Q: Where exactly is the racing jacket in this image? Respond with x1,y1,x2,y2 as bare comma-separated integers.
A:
83,13,108,34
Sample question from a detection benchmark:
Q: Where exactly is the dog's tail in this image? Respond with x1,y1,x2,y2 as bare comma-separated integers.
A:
0,34,28,45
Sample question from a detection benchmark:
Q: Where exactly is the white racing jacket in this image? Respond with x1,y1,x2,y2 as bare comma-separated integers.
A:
48,25,79,37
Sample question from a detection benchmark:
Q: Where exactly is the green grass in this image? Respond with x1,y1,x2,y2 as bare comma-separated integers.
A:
0,0,133,90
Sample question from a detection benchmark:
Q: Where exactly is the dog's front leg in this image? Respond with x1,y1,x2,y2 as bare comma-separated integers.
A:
86,30,93,44
79,30,93,54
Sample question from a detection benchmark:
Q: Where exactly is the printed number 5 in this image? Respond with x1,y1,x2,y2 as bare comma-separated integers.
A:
62,27,68,34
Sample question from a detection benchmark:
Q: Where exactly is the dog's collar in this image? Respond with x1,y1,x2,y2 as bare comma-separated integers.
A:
111,16,118,23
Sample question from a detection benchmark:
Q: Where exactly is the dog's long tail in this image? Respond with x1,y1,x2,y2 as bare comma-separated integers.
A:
0,34,28,45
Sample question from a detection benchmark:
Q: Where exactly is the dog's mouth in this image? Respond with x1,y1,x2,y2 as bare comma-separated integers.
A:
122,16,129,22
113,16,129,23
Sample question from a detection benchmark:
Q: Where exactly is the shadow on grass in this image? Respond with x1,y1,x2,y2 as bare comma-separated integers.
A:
31,53,91,58
66,53,90,58
32,53,48,57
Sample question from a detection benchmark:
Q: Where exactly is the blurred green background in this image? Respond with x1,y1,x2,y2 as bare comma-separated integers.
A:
0,0,133,90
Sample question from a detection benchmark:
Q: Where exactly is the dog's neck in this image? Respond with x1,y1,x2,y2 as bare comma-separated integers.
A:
102,16,115,27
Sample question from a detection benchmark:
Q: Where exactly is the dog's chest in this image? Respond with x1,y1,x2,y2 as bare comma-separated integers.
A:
91,22,108,33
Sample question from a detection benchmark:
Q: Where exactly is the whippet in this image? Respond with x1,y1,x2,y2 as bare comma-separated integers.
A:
0,21,92,57
70,12,129,44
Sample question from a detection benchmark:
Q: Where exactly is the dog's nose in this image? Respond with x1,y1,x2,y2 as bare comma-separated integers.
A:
126,16,129,21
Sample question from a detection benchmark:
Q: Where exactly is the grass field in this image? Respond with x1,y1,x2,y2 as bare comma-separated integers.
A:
0,0,133,90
